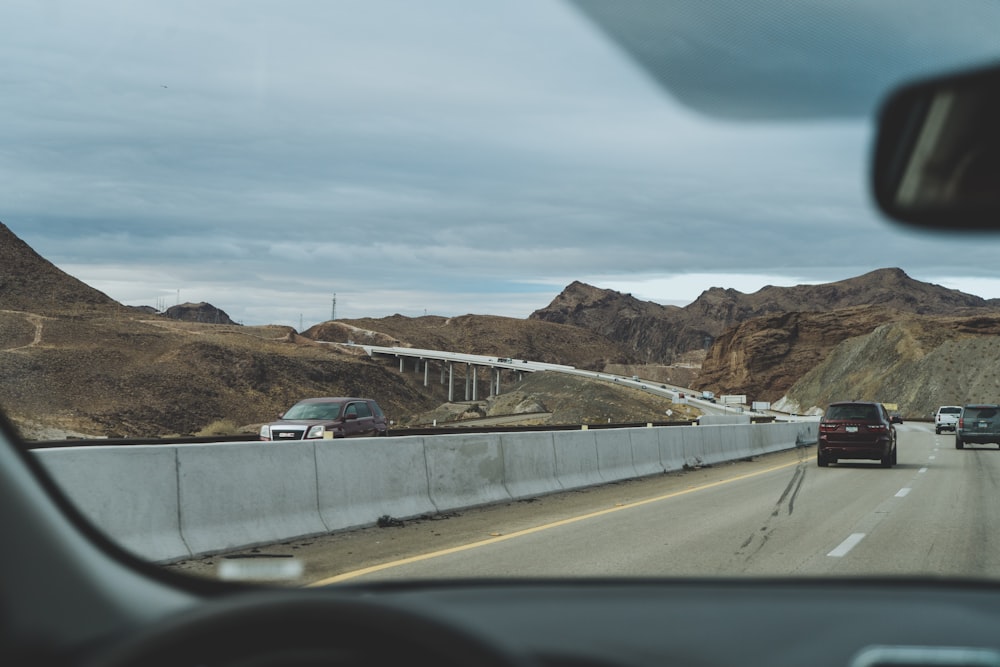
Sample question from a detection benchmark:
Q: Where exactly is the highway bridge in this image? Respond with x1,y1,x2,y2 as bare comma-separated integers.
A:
341,343,743,416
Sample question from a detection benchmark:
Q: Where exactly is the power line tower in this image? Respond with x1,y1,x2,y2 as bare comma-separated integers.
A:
331,293,337,321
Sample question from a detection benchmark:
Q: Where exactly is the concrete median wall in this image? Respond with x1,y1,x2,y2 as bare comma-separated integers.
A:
34,445,188,563
316,436,435,531
34,422,812,563
175,441,328,557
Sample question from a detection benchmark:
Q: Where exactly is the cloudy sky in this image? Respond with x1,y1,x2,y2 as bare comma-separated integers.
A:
5,1,1000,329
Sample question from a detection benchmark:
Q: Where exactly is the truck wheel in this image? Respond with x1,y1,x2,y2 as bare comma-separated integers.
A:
956,436,964,449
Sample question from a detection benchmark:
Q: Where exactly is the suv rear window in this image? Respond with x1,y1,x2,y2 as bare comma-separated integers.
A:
825,404,880,421
939,407,962,415
964,406,999,420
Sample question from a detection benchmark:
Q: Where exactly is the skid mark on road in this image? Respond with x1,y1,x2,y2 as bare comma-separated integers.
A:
735,460,808,561
309,457,805,586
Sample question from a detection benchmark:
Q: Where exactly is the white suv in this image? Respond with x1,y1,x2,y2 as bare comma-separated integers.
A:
935,405,962,434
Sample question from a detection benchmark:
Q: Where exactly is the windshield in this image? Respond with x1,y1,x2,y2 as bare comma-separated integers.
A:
283,404,342,421
7,1,1000,587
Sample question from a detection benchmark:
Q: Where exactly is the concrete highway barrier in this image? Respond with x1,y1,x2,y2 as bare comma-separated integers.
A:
316,436,436,532
175,441,328,557
551,430,604,490
500,431,562,498
34,445,188,563
596,429,640,481
424,433,510,511
34,421,815,563
628,428,664,477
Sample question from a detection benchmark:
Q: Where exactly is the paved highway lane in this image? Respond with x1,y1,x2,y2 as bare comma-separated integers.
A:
299,423,1000,584
169,423,1000,585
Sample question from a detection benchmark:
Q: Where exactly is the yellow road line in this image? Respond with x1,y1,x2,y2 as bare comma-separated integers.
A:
308,456,806,586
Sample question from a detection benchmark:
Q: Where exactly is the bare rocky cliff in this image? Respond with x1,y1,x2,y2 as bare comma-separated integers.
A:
530,268,997,364
696,306,906,403
775,314,1000,418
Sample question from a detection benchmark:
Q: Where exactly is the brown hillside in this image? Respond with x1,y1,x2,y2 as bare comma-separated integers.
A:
528,281,685,363
304,313,631,370
530,268,998,364
0,314,439,438
697,305,905,402
0,221,119,314
778,314,1000,418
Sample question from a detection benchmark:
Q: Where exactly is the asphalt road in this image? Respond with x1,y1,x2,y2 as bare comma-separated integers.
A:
169,423,1000,586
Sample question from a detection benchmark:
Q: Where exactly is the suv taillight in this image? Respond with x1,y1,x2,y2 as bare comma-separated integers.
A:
868,424,886,432
959,417,965,428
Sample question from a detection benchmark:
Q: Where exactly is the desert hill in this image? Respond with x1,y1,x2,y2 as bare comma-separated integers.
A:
304,314,632,369
0,313,441,438
776,313,1000,416
530,268,996,363
0,222,119,314
5,217,1000,435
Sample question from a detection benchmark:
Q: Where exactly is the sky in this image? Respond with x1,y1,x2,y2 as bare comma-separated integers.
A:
5,1,1000,329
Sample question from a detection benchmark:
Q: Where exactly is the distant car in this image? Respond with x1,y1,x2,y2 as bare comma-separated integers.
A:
818,400,897,468
259,397,388,440
955,404,1000,450
935,405,962,434
890,412,903,424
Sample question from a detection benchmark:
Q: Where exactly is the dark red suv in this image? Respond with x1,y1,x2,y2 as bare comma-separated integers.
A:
259,397,389,441
818,401,897,467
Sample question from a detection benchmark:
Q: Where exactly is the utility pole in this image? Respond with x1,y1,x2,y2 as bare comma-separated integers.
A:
331,293,337,320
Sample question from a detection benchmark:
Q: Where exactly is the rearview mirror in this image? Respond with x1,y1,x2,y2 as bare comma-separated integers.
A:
873,62,1000,230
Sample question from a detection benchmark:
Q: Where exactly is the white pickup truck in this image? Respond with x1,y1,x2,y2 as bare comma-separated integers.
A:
935,405,962,434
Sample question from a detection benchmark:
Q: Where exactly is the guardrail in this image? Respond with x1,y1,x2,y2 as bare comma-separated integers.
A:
33,421,817,564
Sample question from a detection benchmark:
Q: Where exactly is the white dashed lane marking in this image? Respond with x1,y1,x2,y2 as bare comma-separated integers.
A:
828,533,866,558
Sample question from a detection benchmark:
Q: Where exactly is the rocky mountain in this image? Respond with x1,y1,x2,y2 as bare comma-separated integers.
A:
775,313,1000,417
6,216,1000,435
527,281,684,362
0,223,441,438
697,305,907,403
530,268,997,363
304,313,631,370
0,222,119,314
164,302,238,325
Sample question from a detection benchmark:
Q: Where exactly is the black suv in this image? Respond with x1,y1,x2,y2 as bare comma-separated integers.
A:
955,404,1000,449
259,397,389,440
818,401,897,467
